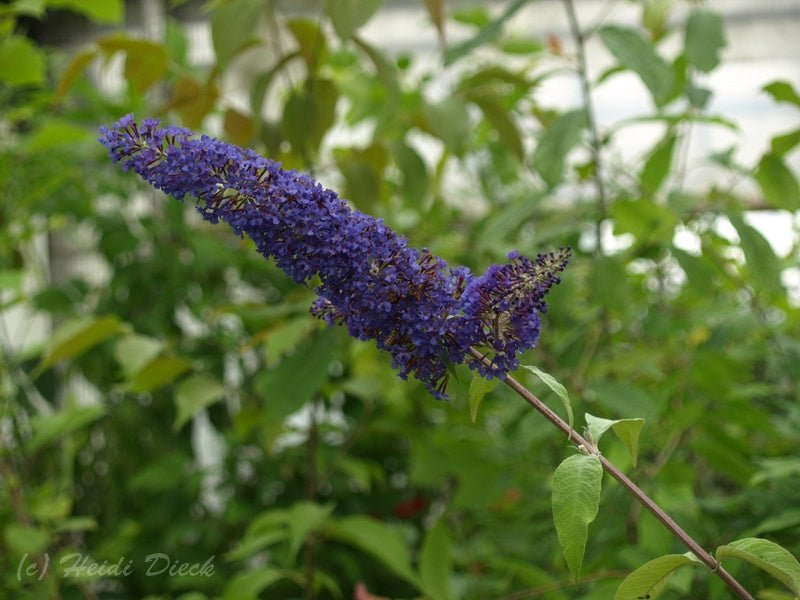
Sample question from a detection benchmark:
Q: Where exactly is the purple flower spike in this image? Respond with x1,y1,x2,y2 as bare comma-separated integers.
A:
99,115,569,397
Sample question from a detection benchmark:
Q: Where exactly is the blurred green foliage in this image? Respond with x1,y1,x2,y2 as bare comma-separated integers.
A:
1,0,799,598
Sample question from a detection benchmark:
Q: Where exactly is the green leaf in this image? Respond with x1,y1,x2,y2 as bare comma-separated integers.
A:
770,128,800,157
3,524,50,555
763,80,800,107
445,0,530,65
389,139,430,206
419,522,453,600
126,355,193,393
171,76,219,129
35,315,127,376
325,516,421,588
423,0,446,45
28,404,106,452
615,553,703,600
114,334,165,378
755,153,800,210
286,18,328,70
282,78,339,155
522,365,573,428
468,91,524,160
551,454,602,581
96,36,169,92
0,35,46,86
684,9,725,73
47,0,123,23
612,198,678,247
468,373,498,423
222,569,285,600
584,413,645,466
25,120,93,152
424,96,471,157
729,213,784,297
256,329,336,423
326,0,382,40
286,502,334,563
211,0,264,68
716,538,800,595
173,374,226,431
54,48,98,103
640,132,676,194
598,25,674,105
533,109,586,188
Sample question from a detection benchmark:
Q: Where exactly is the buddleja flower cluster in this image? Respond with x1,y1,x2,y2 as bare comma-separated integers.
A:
99,115,569,398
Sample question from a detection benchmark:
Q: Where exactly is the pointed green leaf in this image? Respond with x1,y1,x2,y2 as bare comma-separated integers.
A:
54,48,98,103
325,516,421,588
533,109,586,188
222,569,285,600
717,538,800,595
114,334,165,378
770,128,800,157
389,139,429,206
28,404,106,453
286,18,328,69
729,213,784,296
256,329,336,423
469,91,524,160
423,0,446,45
97,36,169,92
598,25,674,105
615,553,703,600
586,414,646,467
174,374,226,431
47,0,122,23
755,153,800,210
424,96,471,157
468,374,498,423
35,315,127,375
326,0,382,40
522,365,573,428
420,522,453,600
211,0,264,68
0,35,45,86
445,0,529,65
551,454,602,581
286,502,334,564
640,132,676,194
282,78,339,155
763,81,800,107
126,355,193,393
684,9,725,73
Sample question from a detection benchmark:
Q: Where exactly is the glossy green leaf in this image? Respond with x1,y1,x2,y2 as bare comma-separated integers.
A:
0,35,45,86
326,516,421,588
533,109,585,188
522,365,573,428
585,413,645,466
598,25,674,105
615,553,703,600
640,132,676,194
126,355,193,393
420,522,453,600
211,0,264,68
445,0,529,65
36,315,127,375
551,454,602,581
763,80,800,107
684,9,725,73
28,404,106,452
256,329,336,423
729,213,784,296
326,0,382,39
755,153,800,210
222,569,285,600
716,538,800,595
468,373,498,423
174,374,226,431
287,502,334,563
47,0,122,23
113,334,164,378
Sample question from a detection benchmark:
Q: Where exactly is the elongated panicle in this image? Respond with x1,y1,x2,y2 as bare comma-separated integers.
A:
99,115,569,397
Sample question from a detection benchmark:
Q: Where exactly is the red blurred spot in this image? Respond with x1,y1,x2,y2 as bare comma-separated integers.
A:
392,495,427,518
354,581,389,600
547,33,563,55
